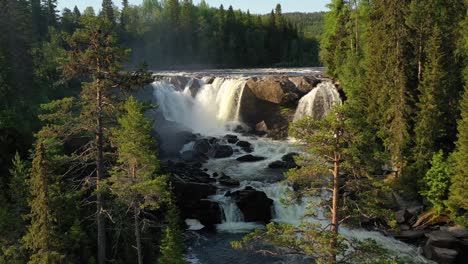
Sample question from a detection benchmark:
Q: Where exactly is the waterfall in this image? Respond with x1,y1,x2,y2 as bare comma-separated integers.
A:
293,81,342,121
210,193,264,233
152,77,246,135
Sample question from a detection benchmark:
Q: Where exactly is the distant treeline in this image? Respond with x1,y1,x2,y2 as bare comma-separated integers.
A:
113,0,321,68
283,12,326,40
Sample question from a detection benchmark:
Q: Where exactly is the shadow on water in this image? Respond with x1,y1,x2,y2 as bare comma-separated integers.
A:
186,232,311,264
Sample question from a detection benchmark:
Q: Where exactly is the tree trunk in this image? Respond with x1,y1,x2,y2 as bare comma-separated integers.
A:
134,205,143,264
330,154,340,264
96,84,106,264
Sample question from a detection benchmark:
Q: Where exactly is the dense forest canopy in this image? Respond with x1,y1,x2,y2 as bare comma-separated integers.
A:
118,0,322,68
0,0,467,263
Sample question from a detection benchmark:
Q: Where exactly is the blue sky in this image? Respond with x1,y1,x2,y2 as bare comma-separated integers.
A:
57,0,331,14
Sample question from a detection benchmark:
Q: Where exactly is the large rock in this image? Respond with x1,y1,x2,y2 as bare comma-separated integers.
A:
288,76,320,94
245,76,301,105
170,176,221,227
218,174,240,187
187,78,202,97
224,134,239,144
255,121,268,134
268,152,299,169
425,231,460,249
165,76,191,91
236,154,266,162
179,199,222,227
395,209,412,224
227,187,273,223
193,139,211,155
423,230,468,264
236,141,253,153
238,85,290,139
427,247,459,264
211,145,234,158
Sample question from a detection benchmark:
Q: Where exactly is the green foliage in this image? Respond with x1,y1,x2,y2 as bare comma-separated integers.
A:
8,152,30,214
159,200,185,264
22,143,65,264
446,88,468,226
109,96,169,210
233,222,399,264
120,1,318,67
420,151,450,213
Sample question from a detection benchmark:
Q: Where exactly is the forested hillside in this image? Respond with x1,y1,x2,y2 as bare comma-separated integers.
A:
283,12,326,39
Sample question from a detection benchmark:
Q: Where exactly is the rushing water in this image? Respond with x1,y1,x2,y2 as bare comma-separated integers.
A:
294,81,342,121
150,70,429,264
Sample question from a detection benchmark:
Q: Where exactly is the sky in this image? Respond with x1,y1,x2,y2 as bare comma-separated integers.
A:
57,0,331,15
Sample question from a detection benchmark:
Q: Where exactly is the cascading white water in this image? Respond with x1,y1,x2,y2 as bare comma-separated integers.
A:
152,77,246,135
293,81,342,121
210,193,263,233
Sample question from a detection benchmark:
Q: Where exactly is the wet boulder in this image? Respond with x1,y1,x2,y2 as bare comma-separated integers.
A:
228,186,273,223
218,174,240,187
224,134,239,144
236,141,253,153
179,199,222,227
165,76,191,91
423,230,468,264
236,154,266,162
268,160,287,169
288,76,321,94
255,121,268,135
187,79,202,97
193,139,211,155
212,145,234,158
268,153,299,169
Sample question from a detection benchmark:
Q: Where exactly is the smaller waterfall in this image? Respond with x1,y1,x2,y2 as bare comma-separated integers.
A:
293,81,342,121
211,193,264,233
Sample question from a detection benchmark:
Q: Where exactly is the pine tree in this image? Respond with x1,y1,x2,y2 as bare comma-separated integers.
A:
233,107,393,263
108,96,169,264
22,143,64,264
101,0,115,23
62,16,151,264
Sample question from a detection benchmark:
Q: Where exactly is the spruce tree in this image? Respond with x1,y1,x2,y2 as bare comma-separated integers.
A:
420,151,450,213
8,152,30,218
22,143,64,264
108,96,169,264
320,0,349,77
101,0,115,23
366,0,411,176
413,26,447,177
159,199,185,264
447,87,468,227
